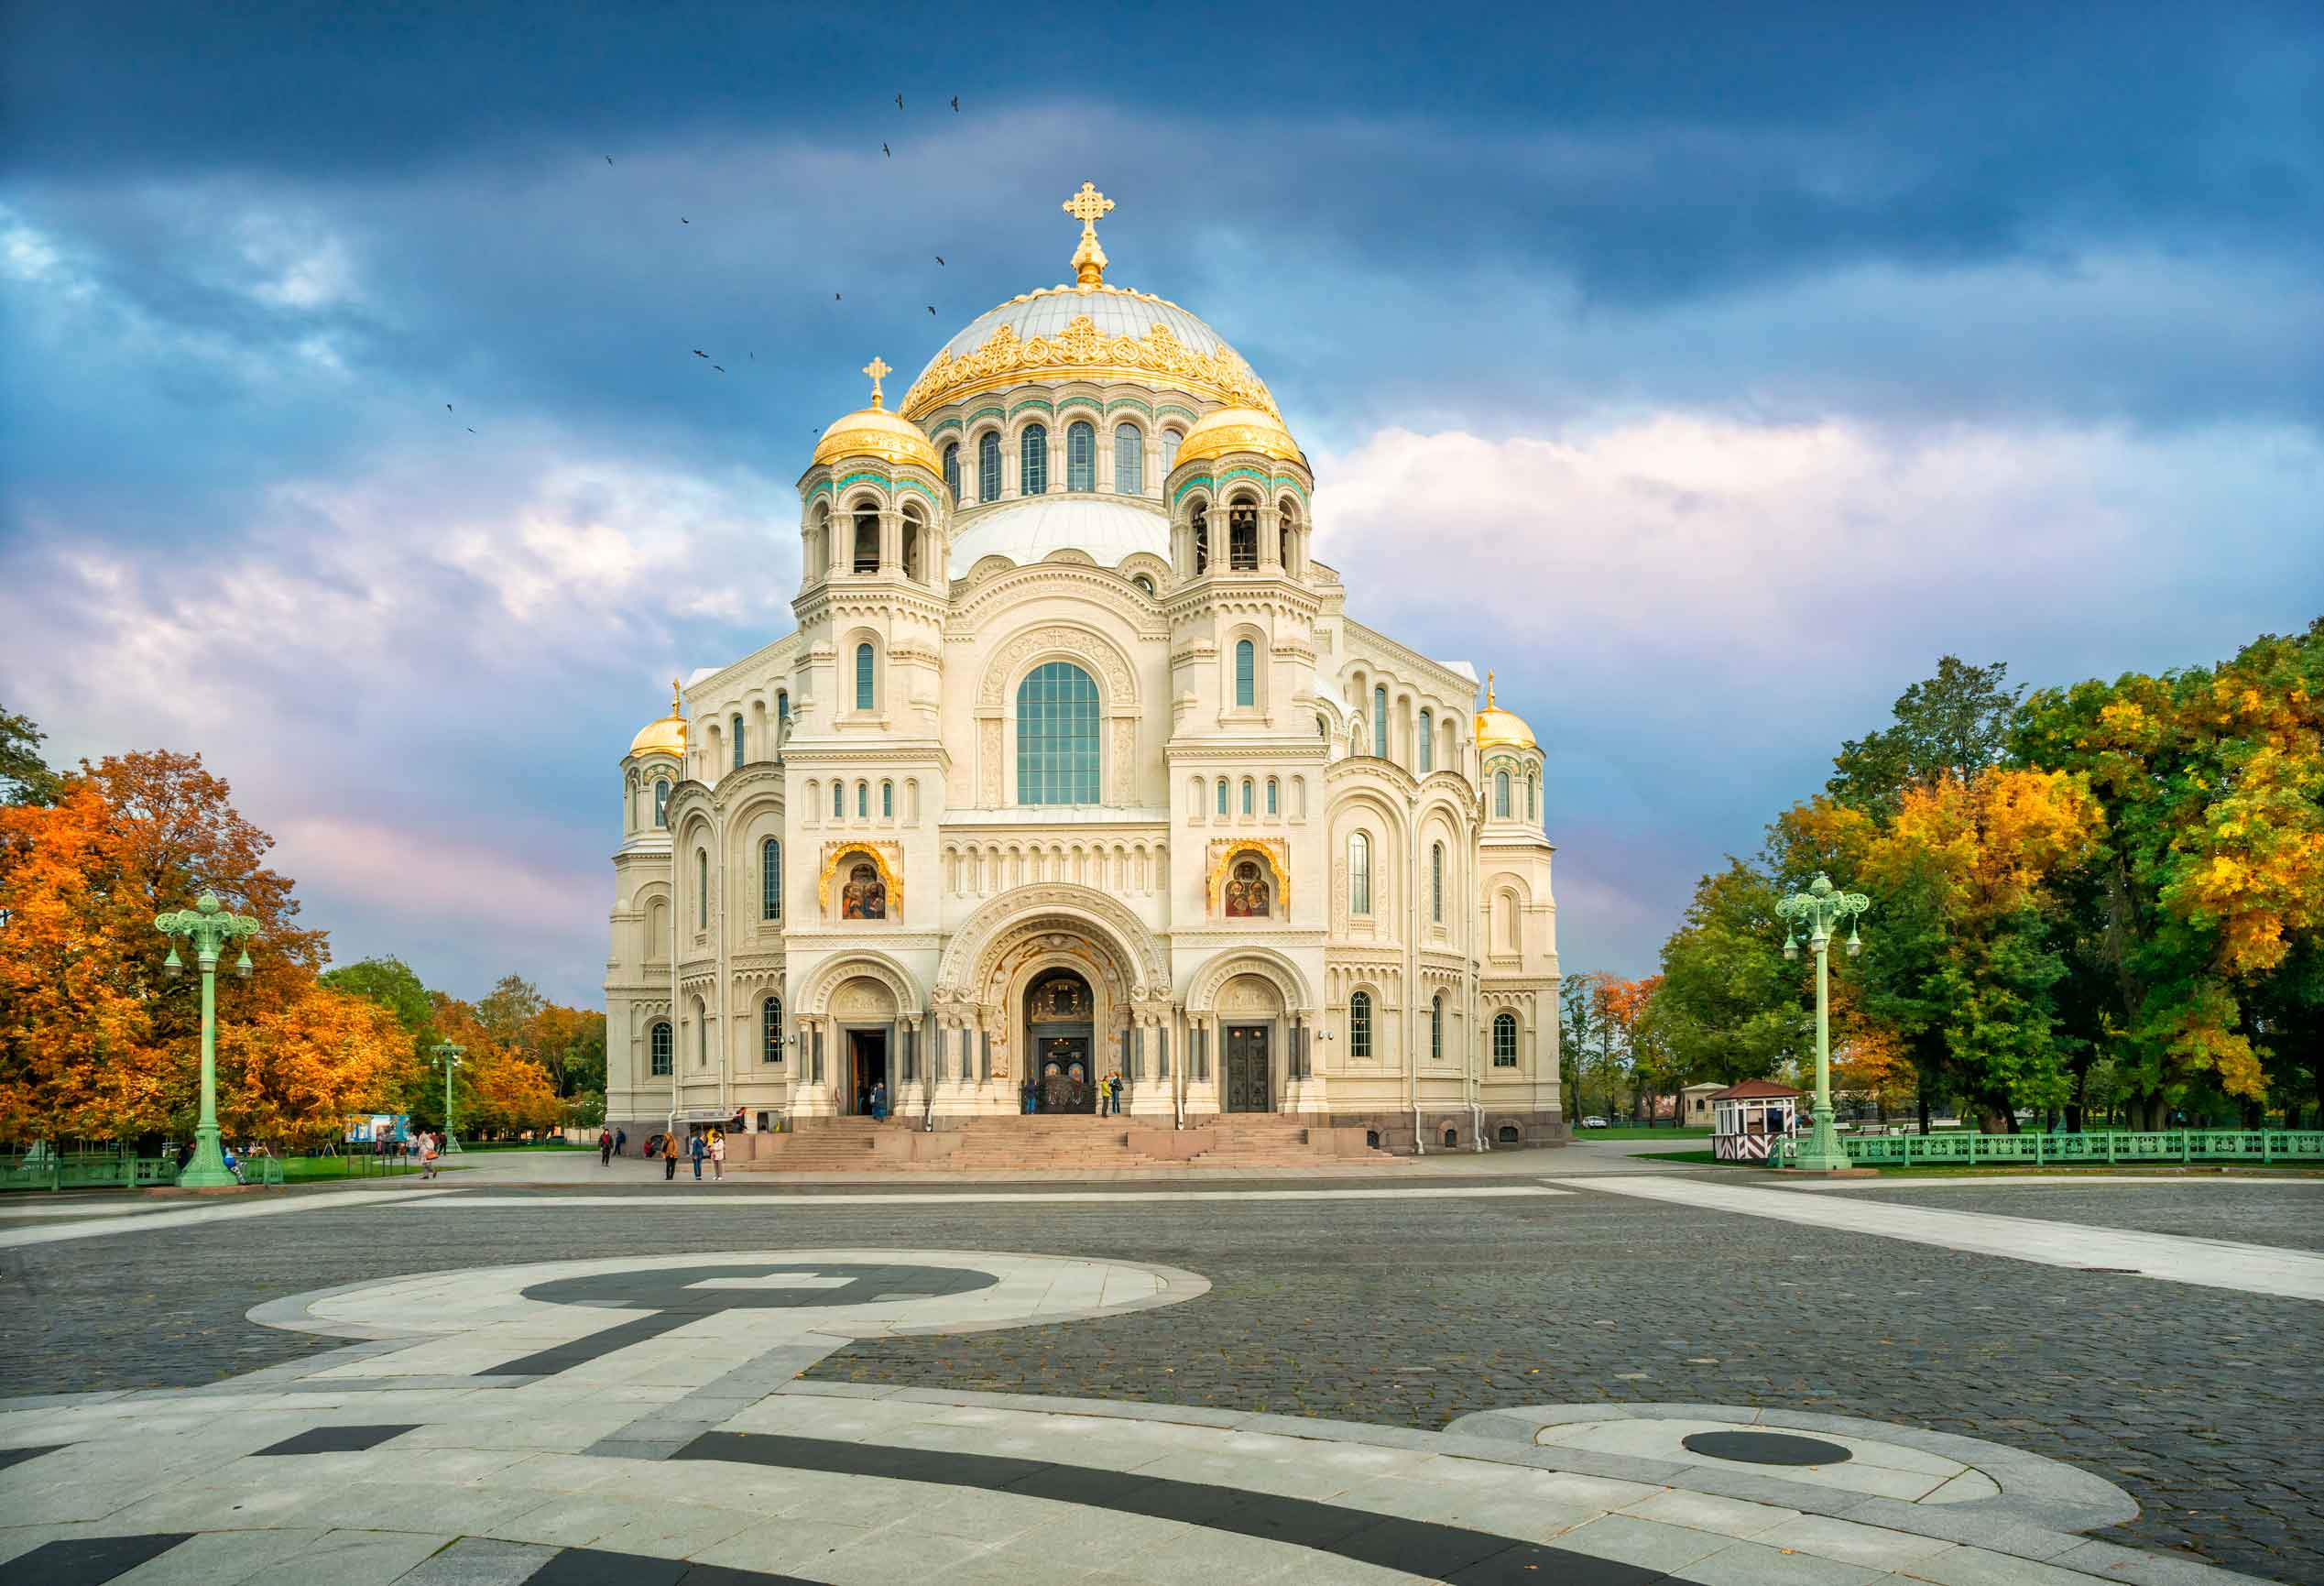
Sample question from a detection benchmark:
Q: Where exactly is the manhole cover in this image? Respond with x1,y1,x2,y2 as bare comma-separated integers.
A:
1681,1430,1852,1466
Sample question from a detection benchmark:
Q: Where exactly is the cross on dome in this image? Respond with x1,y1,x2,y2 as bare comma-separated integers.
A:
1063,180,1114,288
861,356,891,409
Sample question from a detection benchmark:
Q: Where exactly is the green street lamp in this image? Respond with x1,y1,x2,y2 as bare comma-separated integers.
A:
154,891,262,1188
431,1043,466,1153
1778,871,1871,1173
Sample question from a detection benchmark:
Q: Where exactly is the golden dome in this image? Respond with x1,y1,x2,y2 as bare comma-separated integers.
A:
810,356,941,475
1475,672,1538,751
628,680,688,760
1173,406,1305,470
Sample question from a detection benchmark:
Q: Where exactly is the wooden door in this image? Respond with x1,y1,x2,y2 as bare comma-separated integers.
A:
1224,1025,1271,1113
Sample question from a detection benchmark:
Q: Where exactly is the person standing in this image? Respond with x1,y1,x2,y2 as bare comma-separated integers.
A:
688,1131,707,1180
869,1081,888,1122
614,1128,626,1156
662,1132,679,1181
709,1129,726,1181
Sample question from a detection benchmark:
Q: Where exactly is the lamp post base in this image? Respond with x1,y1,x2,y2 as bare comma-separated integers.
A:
1793,1106,1856,1175
175,1125,237,1189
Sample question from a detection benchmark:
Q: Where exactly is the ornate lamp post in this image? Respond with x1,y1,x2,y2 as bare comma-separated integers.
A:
155,891,261,1188
1778,872,1871,1173
431,1043,466,1153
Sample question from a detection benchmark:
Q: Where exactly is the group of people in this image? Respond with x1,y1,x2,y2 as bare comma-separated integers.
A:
1019,1072,1126,1114
603,1125,728,1181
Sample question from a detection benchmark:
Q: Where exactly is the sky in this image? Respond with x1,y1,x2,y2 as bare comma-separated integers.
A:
4,1,2319,1004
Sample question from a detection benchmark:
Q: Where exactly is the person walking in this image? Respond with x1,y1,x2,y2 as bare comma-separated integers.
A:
419,1132,440,1181
614,1128,627,1157
1020,1078,1036,1115
709,1129,726,1181
869,1081,888,1122
661,1131,679,1181
598,1127,614,1165
688,1131,707,1181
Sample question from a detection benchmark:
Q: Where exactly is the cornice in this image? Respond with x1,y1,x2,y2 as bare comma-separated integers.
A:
1338,616,1478,699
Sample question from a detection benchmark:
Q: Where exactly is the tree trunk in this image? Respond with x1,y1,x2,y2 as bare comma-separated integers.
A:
1916,1095,1931,1136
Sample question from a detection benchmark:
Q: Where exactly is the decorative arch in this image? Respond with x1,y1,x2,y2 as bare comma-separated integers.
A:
818,841,905,913
793,950,924,1019
1184,945,1315,1015
934,883,1169,1002
977,622,1138,710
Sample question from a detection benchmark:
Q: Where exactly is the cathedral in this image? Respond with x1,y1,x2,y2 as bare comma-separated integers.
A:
605,185,1563,1157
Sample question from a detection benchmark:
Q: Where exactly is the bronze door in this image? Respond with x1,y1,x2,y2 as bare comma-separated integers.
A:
1224,1025,1271,1113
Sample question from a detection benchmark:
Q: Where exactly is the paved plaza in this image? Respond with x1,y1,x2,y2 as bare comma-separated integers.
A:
1,1146,2318,1585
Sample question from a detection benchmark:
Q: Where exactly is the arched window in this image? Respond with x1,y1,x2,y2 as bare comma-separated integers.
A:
694,849,707,928
1015,661,1100,804
698,1015,707,1066
1215,778,1228,815
1266,777,1278,815
1431,841,1444,924
942,443,960,503
1228,501,1259,569
761,838,781,920
856,781,867,818
1276,501,1296,567
777,691,790,730
881,780,893,818
1316,714,1327,739
731,714,745,770
1431,993,1444,1062
1234,639,1256,707
901,514,922,582
1493,1012,1519,1066
1373,686,1389,760
1419,709,1434,774
1349,990,1373,1059
653,779,671,827
1495,770,1511,818
1160,428,1184,475
1191,505,1208,574
650,1022,673,1076
1020,423,1048,496
833,780,845,818
1066,420,1096,491
1132,574,1155,596
1115,423,1142,495
855,642,875,712
977,431,1001,502
852,508,879,573
1528,773,1537,823
762,997,783,1063
1349,831,1372,914
1240,778,1254,815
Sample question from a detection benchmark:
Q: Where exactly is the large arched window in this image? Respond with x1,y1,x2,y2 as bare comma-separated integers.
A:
1191,505,1208,574
650,1021,673,1077
1373,686,1389,760
763,997,783,1063
1493,1012,1519,1066
901,513,922,582
1160,427,1184,476
1431,841,1444,924
852,508,879,573
1228,501,1259,569
1349,990,1373,1059
1495,770,1511,819
1016,661,1099,804
694,849,707,928
977,431,1001,502
731,714,745,770
1419,708,1434,774
855,643,876,712
1431,993,1444,1062
1115,423,1142,495
1349,831,1372,915
1234,639,1256,708
761,838,781,920
1066,420,1096,491
942,443,960,503
1020,423,1049,495
653,779,671,827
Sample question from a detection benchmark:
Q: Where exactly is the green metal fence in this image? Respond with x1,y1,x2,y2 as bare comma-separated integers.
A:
1774,1129,2324,1168
0,1152,286,1191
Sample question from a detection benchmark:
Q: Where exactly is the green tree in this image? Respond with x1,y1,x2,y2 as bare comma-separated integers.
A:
477,974,546,1052
1558,973,1601,1121
1828,658,2022,817
320,957,436,1038
0,706,60,806
1651,860,1804,1086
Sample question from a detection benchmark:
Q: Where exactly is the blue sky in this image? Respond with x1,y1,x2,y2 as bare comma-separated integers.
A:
5,1,2319,1003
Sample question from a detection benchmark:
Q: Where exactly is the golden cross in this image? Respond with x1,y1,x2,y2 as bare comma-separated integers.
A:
862,355,891,409
1486,670,1497,706
1063,181,1115,287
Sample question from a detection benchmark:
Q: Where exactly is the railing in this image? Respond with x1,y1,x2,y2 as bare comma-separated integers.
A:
1,1151,288,1191
1774,1129,2324,1168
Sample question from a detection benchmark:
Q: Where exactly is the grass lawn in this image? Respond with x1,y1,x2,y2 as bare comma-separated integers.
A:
1576,1126,1713,1141
458,1141,587,1151
278,1156,467,1181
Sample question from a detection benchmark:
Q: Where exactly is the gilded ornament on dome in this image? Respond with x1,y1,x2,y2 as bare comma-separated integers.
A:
899,311,1280,420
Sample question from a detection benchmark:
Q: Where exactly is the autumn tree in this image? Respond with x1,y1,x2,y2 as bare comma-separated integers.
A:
1828,658,2022,818
0,705,60,806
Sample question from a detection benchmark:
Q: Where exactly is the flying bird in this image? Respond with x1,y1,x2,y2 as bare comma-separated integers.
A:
713,364,726,373
881,142,890,158
928,305,937,314
466,427,476,433
895,93,903,109
951,95,959,112
681,216,690,224
445,403,453,411
693,349,708,358
606,155,613,165
935,255,945,266
835,292,842,301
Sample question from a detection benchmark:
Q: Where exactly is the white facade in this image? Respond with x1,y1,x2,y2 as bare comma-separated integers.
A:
606,206,1562,1153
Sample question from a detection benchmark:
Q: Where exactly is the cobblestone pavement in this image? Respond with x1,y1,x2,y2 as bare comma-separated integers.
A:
1,1180,2317,1583
1846,1182,2324,1253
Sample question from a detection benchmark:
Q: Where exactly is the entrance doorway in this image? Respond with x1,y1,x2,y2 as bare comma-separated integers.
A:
1224,1024,1271,1113
1026,968,1096,1113
846,1029,889,1116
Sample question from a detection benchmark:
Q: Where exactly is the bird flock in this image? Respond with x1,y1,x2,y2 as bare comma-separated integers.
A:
452,91,966,437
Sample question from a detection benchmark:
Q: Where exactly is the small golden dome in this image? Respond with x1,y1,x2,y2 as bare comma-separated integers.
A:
628,680,688,760
1475,672,1538,751
1173,406,1305,470
810,355,941,475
